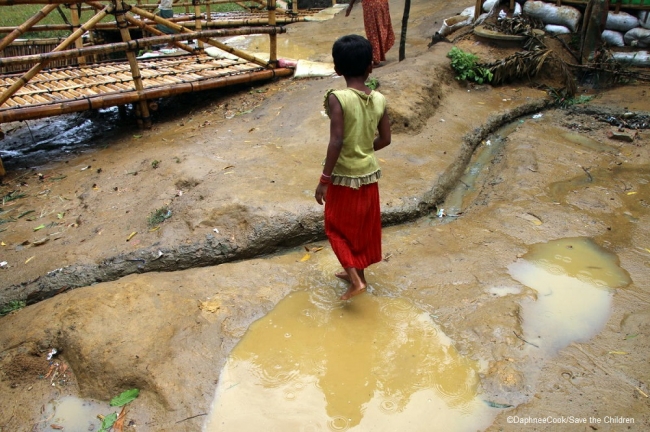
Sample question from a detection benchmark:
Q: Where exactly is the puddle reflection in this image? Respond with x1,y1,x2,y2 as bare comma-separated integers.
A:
509,237,631,354
204,291,495,431
38,396,113,432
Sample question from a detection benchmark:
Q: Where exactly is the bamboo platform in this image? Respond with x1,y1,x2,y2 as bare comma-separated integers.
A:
0,55,292,123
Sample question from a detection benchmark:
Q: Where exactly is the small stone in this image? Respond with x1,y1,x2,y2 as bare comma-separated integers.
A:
607,130,633,142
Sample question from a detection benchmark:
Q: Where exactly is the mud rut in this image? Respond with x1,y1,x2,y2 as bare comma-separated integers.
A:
9,96,639,309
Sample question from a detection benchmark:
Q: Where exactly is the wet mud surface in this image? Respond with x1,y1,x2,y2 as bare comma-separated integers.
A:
1,0,650,431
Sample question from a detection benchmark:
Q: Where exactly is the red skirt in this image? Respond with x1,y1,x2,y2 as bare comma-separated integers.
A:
324,183,382,269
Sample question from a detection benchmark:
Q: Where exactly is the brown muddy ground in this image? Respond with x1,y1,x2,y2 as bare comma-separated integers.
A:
1,0,649,431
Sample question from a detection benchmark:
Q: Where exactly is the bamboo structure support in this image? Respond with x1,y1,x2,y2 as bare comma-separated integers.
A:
113,0,151,128
268,0,277,67
0,27,285,67
123,12,196,53
193,0,205,52
0,16,306,34
474,0,482,22
69,3,87,65
128,4,271,67
0,4,111,108
0,4,58,51
0,68,293,123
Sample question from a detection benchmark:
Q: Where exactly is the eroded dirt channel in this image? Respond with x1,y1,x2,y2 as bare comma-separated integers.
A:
2,0,650,430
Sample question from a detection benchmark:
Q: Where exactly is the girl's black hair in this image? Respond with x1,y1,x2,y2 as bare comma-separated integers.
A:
332,35,372,77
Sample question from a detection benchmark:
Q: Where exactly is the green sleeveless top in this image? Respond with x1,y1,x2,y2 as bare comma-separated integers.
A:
324,88,386,189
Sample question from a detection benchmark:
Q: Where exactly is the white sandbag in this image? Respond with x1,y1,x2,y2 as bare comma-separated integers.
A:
483,0,498,13
523,0,581,32
624,27,650,48
460,6,476,18
544,24,571,35
602,29,625,47
513,3,522,17
612,50,650,66
293,60,335,79
438,14,473,37
639,11,650,30
605,11,639,32
205,47,240,60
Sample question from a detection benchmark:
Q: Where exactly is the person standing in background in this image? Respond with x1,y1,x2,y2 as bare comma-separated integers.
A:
157,0,176,41
345,0,395,66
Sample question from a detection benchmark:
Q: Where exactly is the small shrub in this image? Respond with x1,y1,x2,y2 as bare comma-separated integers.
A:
147,207,171,227
447,47,493,84
1,300,26,316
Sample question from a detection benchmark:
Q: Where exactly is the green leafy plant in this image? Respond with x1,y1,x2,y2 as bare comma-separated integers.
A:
0,300,26,316
447,47,493,84
151,160,160,169
110,388,140,407
365,77,379,90
147,207,172,227
98,389,140,432
98,413,118,432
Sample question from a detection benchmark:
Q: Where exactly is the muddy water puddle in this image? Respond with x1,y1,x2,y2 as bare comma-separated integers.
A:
222,34,319,62
0,108,133,170
509,237,631,355
204,290,497,431
36,396,115,432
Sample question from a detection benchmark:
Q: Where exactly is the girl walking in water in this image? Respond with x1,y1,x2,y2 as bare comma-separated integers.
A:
315,35,391,300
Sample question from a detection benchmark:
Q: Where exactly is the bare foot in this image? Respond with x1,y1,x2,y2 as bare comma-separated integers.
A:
335,271,351,282
340,285,366,300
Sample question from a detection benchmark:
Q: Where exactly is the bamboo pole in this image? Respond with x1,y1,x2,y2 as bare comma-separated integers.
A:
0,16,305,34
128,4,271,67
268,0,276,67
0,27,285,67
474,0,482,22
0,4,58,51
123,11,195,53
113,0,151,129
135,0,243,9
0,68,293,123
87,7,100,63
0,4,111,108
193,0,204,52
69,3,87,65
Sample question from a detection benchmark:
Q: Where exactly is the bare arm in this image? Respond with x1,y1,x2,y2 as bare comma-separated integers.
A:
373,110,391,151
315,94,344,205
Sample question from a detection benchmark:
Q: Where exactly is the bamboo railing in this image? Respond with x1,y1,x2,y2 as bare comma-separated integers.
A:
0,0,296,126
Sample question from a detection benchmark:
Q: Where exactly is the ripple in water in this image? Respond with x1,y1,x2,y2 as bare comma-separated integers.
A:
203,290,497,431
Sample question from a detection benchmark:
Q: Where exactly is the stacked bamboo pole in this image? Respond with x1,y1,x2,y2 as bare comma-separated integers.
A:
124,3,272,67
0,67,292,123
0,0,298,128
0,15,306,34
0,27,285,67
0,3,112,107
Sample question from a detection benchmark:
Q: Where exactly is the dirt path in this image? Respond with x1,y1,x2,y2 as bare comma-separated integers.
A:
1,0,649,431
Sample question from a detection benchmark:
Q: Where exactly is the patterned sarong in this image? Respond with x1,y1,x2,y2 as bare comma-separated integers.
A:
362,0,395,63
